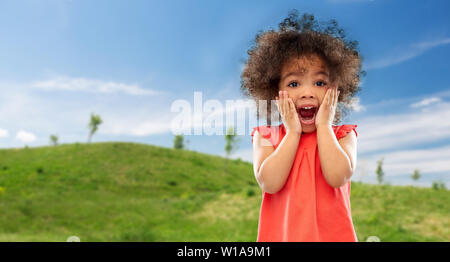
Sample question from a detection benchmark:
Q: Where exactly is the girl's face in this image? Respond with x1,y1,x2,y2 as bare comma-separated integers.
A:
278,53,332,133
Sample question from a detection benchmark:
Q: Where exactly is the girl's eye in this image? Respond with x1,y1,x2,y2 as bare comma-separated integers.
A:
288,81,299,88
315,81,327,87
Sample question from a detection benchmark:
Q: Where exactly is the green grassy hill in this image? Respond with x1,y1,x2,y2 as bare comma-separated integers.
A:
0,142,448,242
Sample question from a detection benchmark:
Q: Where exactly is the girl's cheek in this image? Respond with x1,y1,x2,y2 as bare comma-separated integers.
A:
319,96,325,105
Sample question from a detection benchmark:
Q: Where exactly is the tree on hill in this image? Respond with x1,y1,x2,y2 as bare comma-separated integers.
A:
411,169,421,182
174,134,184,149
88,113,102,143
224,126,240,159
49,134,59,146
432,180,447,191
376,157,385,184
224,126,240,173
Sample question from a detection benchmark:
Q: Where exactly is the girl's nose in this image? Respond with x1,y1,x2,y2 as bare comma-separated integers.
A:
299,84,316,99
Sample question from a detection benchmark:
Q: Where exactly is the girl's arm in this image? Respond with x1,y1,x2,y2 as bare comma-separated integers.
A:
315,87,357,188
253,130,300,194
316,125,357,188
252,90,302,194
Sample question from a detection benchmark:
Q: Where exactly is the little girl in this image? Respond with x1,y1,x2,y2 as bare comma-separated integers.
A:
241,11,364,242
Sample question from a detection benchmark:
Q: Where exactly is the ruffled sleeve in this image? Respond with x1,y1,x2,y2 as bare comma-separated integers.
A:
332,124,358,140
251,124,285,147
251,126,272,145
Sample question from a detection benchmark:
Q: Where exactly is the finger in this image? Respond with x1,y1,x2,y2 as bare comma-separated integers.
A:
335,87,338,103
279,91,283,115
330,88,336,106
283,91,287,115
277,91,281,110
322,89,327,107
279,91,284,115
285,92,289,114
329,88,333,106
332,89,335,107
335,89,340,106
333,87,337,106
275,94,280,114
287,97,292,114
325,88,331,106
329,88,333,107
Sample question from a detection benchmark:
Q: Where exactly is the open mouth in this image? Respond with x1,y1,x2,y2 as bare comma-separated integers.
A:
296,106,317,125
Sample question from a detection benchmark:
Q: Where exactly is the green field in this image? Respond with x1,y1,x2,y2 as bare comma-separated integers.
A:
0,142,448,242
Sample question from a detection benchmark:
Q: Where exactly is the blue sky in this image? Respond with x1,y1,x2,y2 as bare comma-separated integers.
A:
0,0,449,187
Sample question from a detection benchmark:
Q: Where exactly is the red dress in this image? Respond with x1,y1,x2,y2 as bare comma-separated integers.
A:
251,123,358,242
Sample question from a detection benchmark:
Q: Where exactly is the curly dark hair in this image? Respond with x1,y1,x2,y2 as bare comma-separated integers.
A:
240,10,366,125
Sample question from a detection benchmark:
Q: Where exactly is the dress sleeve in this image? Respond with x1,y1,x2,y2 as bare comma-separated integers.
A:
252,124,285,147
334,124,358,140
251,126,273,145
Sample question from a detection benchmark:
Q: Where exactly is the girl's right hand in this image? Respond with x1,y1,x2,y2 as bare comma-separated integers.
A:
276,90,302,135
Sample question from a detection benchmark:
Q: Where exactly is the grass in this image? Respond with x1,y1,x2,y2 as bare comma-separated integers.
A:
0,142,448,242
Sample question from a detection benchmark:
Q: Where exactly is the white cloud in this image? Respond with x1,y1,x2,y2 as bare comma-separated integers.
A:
0,78,174,147
364,37,450,70
31,76,159,96
229,147,253,163
353,91,450,186
129,122,171,136
0,80,258,144
102,116,173,137
166,95,257,136
356,144,450,178
410,97,442,108
0,128,8,138
15,130,37,143
102,98,256,137
357,100,450,154
413,38,450,50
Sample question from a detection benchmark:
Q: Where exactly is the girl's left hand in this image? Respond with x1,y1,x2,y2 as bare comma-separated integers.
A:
315,86,340,128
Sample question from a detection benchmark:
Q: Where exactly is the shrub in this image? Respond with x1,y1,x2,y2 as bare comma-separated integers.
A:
432,180,446,191
246,188,256,197
173,135,184,149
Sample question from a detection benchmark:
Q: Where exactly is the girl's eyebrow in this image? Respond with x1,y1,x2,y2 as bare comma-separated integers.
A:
315,71,329,77
281,70,329,82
